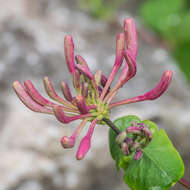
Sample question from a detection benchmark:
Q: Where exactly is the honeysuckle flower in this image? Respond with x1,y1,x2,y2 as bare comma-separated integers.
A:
13,18,173,160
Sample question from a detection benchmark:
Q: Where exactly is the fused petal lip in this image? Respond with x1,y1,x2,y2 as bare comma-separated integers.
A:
12,17,173,160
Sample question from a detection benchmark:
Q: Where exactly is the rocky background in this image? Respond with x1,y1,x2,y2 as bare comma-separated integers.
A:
0,0,190,190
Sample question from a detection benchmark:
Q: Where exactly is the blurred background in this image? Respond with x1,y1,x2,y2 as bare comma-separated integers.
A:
0,0,190,189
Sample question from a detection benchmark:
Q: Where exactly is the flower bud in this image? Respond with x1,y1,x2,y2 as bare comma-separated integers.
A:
64,35,75,74
24,80,55,107
61,82,73,101
75,55,90,70
75,94,89,114
124,18,138,60
73,70,81,89
13,81,53,114
114,33,125,69
61,136,75,148
75,64,94,80
143,70,173,100
94,70,102,86
82,82,89,98
121,142,130,156
126,126,141,135
100,74,107,87
116,131,127,145
76,119,97,160
134,148,143,160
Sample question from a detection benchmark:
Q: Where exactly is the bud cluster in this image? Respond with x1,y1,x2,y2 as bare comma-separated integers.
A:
13,18,173,160
116,123,152,160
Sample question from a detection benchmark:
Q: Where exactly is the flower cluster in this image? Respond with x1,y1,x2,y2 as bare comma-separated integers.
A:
116,122,152,160
13,18,172,160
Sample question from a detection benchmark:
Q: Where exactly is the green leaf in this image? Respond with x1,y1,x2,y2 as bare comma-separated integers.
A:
109,116,184,190
124,129,184,190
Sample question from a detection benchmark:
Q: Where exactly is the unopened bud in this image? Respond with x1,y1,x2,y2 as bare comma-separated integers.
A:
61,136,75,148
124,18,138,60
73,70,81,89
82,82,89,98
134,148,143,160
61,82,73,101
75,55,90,70
126,126,141,135
64,35,75,74
75,94,89,114
121,142,130,156
116,131,127,145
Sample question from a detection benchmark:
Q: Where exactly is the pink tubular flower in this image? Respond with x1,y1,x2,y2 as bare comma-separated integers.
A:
13,18,173,160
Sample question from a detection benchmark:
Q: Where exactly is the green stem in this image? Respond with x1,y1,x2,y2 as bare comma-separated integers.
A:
102,118,120,134
103,118,190,190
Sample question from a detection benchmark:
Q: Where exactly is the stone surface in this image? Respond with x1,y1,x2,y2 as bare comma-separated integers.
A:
0,0,190,189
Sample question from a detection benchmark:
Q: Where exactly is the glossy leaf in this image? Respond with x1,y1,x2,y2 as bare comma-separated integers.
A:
109,115,184,190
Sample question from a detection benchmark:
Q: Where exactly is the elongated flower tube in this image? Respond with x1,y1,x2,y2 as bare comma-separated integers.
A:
64,35,75,74
109,70,173,109
61,82,73,102
100,33,125,100
124,18,138,60
13,17,173,160
76,118,97,160
61,119,88,148
75,94,89,114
